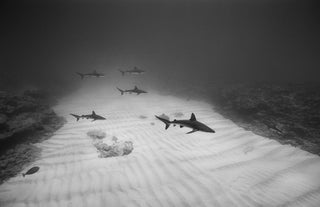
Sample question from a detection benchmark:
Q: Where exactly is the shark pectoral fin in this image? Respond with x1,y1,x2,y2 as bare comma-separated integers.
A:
180,125,183,128
186,129,198,134
155,115,171,130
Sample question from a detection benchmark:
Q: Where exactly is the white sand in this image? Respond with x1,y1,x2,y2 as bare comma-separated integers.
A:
1,85,320,207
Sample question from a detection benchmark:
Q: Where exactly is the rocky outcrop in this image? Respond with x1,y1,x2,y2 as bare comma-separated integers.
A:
0,90,65,184
94,140,134,158
88,130,134,158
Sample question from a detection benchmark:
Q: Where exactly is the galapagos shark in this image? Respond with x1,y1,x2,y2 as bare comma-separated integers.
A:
76,70,105,79
117,86,148,95
70,111,106,121
119,67,145,76
155,113,215,134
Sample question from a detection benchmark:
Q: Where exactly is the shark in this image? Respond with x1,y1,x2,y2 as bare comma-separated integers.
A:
117,86,148,95
76,70,105,79
70,111,106,121
119,66,145,76
155,113,215,134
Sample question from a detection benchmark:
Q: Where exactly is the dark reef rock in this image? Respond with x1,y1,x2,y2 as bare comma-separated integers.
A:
207,83,320,155
0,90,66,184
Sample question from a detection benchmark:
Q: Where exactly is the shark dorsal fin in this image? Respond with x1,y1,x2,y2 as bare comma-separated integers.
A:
134,86,138,90
92,111,96,115
190,113,196,121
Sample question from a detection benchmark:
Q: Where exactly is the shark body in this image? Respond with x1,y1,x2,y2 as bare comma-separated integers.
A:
155,113,215,134
70,111,106,121
119,67,145,76
117,86,147,95
76,70,105,79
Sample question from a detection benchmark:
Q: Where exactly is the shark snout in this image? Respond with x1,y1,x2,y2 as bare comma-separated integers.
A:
204,127,215,133
96,116,106,120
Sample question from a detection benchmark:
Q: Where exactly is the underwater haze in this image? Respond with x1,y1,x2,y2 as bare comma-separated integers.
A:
1,1,320,207
1,0,320,93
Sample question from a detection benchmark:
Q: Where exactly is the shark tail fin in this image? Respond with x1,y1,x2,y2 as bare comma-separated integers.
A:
70,114,80,121
155,115,171,130
119,70,125,76
117,87,124,95
76,72,84,79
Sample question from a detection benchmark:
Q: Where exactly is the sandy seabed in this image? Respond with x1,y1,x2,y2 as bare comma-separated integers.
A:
1,85,320,207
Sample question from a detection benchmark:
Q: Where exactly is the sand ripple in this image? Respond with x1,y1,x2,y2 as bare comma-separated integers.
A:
1,86,320,207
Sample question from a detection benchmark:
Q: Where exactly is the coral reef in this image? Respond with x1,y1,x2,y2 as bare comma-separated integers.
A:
208,83,320,155
0,90,65,184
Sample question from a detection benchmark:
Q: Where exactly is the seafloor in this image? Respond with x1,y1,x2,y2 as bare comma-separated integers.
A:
0,84,320,207
162,82,320,155
0,90,66,184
